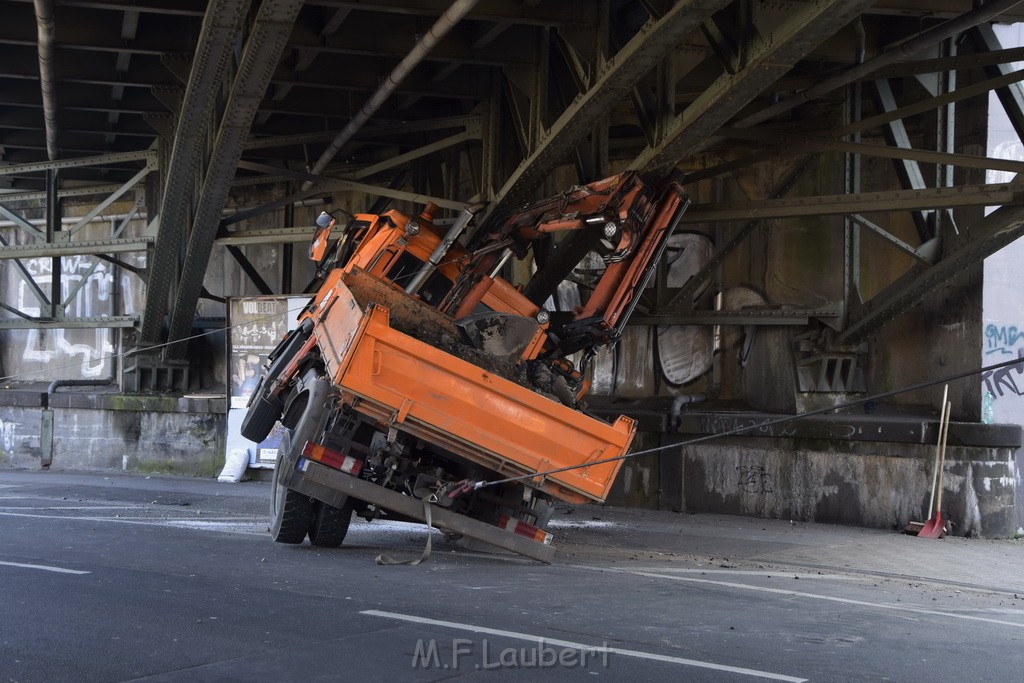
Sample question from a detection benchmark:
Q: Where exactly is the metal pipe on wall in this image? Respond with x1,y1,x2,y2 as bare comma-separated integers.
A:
301,0,481,190
33,0,58,161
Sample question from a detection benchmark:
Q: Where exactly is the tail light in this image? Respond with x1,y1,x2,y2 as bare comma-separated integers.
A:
301,441,362,476
498,514,553,545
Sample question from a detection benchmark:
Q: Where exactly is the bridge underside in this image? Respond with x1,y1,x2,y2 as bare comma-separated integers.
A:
2,0,1024,535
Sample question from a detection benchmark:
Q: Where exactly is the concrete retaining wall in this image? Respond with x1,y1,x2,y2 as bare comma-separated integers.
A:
0,389,225,477
671,436,1018,538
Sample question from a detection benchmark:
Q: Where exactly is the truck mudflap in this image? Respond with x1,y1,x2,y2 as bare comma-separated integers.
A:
312,279,635,505
283,458,556,564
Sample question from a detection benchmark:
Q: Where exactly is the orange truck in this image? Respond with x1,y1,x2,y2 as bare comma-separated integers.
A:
241,171,689,562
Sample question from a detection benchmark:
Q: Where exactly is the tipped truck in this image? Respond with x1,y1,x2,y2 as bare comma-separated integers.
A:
242,171,689,562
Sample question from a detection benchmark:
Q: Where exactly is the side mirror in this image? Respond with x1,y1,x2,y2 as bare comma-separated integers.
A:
308,211,336,262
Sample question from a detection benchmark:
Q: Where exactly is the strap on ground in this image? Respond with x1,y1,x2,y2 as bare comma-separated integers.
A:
375,500,434,566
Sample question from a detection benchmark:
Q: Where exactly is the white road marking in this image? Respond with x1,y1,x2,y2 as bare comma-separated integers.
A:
0,511,264,534
587,566,1024,629
361,609,807,682
0,560,90,575
628,567,867,580
547,519,618,529
0,505,142,511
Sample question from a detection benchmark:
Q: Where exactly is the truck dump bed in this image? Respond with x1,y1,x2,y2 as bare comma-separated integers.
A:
309,269,634,504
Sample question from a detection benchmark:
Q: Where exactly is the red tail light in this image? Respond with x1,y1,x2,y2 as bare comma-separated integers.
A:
498,514,553,545
301,441,362,476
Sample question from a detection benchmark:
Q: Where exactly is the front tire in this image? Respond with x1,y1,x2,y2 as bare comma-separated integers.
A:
268,369,330,544
270,431,314,544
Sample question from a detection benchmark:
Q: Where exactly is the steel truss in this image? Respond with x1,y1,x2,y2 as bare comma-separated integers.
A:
4,0,1024,385
0,151,154,329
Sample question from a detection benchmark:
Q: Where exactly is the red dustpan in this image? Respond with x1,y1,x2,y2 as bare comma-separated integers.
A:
919,399,951,539
918,509,944,538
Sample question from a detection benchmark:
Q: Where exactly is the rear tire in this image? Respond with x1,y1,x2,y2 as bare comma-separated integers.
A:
308,500,353,547
270,431,314,544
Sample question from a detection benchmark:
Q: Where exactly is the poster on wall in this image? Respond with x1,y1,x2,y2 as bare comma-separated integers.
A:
225,296,309,469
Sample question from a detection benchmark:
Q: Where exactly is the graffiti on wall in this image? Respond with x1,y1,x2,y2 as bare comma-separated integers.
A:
984,323,1024,356
15,256,119,378
982,347,1024,399
737,465,773,494
0,419,14,455
981,323,1024,424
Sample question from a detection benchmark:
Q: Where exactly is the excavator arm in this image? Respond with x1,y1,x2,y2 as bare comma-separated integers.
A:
445,171,690,357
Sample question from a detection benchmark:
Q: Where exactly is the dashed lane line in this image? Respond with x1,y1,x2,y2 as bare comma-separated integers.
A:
0,560,90,575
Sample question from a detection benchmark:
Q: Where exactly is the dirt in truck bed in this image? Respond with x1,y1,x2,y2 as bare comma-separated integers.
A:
345,268,574,407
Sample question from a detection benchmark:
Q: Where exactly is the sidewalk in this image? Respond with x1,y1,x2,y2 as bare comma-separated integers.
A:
552,504,1024,595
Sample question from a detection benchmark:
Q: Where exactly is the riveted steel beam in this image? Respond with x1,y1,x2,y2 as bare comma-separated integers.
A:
0,150,154,176
480,0,729,228
0,231,50,307
870,78,932,241
630,0,875,173
304,0,588,28
0,45,178,88
970,24,1024,143
216,227,314,246
730,0,1024,131
836,68,1024,137
0,237,152,259
839,201,1024,344
630,306,840,326
0,203,44,237
241,115,479,151
715,126,1024,176
138,0,250,344
867,45,1024,81
680,184,1022,222
231,160,470,212
164,0,305,358
664,156,815,311
0,315,138,329
0,184,128,204
34,1,204,17
848,214,932,264
351,130,476,180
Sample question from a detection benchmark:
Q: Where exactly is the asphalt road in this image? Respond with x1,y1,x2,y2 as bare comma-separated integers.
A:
1,471,1022,682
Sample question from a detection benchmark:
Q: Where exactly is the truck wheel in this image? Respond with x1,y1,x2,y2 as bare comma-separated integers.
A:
308,500,353,547
269,369,330,544
241,377,283,443
270,431,314,544
241,320,314,443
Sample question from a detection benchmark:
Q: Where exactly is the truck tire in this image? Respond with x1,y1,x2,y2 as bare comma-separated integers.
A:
308,500,353,547
241,320,314,443
270,431,314,543
269,369,330,544
240,378,282,443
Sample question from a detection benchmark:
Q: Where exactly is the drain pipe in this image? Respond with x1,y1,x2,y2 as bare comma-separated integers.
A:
301,0,480,190
33,0,58,161
40,378,115,469
669,394,708,432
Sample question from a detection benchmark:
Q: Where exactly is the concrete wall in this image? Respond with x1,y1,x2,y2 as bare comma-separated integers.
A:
0,390,225,477
673,436,1017,539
